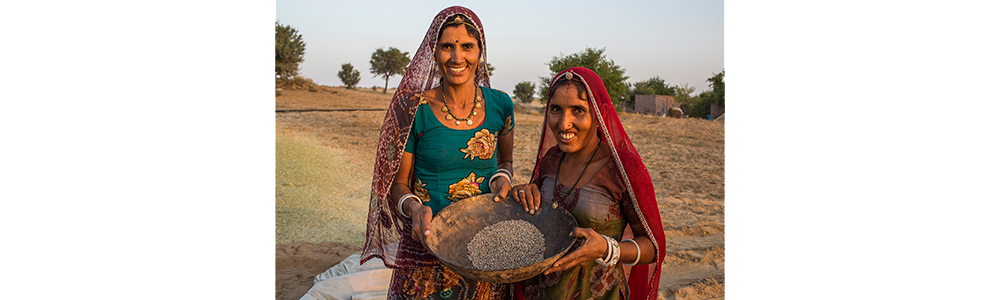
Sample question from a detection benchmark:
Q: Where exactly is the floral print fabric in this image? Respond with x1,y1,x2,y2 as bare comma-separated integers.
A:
447,172,484,202
389,265,512,300
461,129,497,160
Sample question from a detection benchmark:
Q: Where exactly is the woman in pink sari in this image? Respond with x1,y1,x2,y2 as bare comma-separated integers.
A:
509,67,667,300
361,6,516,300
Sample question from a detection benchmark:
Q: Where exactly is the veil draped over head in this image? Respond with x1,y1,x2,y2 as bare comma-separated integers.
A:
531,67,667,300
361,6,489,268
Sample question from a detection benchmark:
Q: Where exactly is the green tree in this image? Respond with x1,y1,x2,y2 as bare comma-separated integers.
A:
275,21,306,80
687,91,714,119
513,81,536,104
538,47,629,105
632,76,676,96
626,76,676,108
369,47,411,93
706,70,725,107
672,83,697,107
338,63,361,89
683,71,725,119
487,63,495,78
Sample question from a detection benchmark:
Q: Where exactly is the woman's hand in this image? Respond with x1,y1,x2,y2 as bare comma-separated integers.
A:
509,183,541,214
544,227,607,275
490,175,512,202
408,200,433,247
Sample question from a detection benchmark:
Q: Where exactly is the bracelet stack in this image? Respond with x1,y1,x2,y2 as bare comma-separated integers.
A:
622,239,641,266
489,168,512,187
595,234,621,267
396,193,420,219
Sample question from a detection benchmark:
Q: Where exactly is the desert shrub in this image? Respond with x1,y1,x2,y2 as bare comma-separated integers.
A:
338,63,361,89
278,75,319,91
513,81,536,104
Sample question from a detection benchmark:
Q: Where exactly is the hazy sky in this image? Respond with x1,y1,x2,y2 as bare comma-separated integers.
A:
277,0,723,96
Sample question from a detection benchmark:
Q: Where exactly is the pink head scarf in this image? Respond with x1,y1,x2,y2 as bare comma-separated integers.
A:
533,67,667,300
361,6,490,268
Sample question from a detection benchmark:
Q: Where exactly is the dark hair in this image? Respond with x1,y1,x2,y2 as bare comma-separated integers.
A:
438,14,483,51
548,78,588,102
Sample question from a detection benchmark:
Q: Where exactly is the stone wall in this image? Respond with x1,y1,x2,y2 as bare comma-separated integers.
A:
710,103,725,119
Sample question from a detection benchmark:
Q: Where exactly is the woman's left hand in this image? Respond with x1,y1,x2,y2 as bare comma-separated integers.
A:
544,227,608,275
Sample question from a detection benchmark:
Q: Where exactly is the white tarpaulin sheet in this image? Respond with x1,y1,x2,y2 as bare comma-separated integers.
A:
299,252,391,300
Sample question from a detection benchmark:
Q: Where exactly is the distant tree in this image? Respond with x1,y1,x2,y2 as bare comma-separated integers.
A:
275,21,306,80
681,71,725,119
513,81,536,104
538,47,629,105
338,63,361,89
706,70,725,107
369,47,411,93
626,76,676,109
632,76,676,96
672,83,697,107
537,77,551,102
687,91,714,119
487,63,495,78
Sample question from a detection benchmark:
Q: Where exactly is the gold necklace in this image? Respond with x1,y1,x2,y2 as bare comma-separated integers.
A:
441,85,483,126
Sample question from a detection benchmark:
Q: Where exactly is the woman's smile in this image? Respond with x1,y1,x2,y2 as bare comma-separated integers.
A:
558,131,577,142
447,66,468,75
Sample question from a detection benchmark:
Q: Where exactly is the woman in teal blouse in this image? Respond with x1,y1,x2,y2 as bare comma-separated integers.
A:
404,86,515,215
362,6,517,299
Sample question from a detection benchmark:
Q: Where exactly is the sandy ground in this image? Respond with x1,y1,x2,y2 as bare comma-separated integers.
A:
276,86,724,300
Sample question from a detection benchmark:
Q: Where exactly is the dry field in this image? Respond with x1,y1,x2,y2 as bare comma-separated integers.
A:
276,86,724,300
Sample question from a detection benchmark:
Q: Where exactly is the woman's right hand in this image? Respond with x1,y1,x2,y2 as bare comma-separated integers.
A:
544,227,606,274
510,183,541,214
408,200,434,246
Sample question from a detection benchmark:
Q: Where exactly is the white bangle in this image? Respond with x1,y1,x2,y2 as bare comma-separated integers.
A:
608,238,620,266
622,239,641,266
489,172,510,187
493,168,512,183
397,193,420,219
596,234,620,267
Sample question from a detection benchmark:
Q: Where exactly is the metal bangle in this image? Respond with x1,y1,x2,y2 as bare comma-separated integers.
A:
608,238,621,266
595,234,614,266
488,172,510,187
622,239,641,266
397,193,420,219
